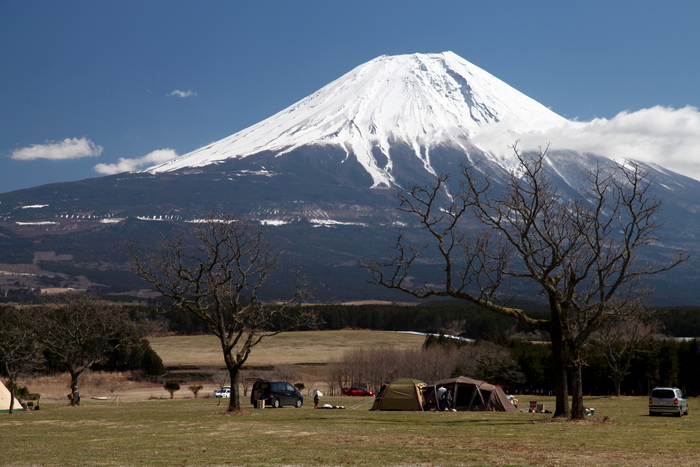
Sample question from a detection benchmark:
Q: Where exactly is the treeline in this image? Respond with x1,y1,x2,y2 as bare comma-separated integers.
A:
462,337,700,397
6,299,700,339
656,307,700,337
10,300,698,345
578,337,700,397
106,302,700,342
302,302,551,338
116,301,548,338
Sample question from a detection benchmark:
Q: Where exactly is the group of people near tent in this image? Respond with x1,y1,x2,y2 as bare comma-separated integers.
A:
370,376,518,412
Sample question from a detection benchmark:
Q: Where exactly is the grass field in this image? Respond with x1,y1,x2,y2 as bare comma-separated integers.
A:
4,330,700,466
2,395,699,466
148,330,427,367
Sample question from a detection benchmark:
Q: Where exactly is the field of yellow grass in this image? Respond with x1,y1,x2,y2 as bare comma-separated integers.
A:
148,329,426,367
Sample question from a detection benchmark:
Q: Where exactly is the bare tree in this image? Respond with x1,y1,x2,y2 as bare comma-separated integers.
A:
130,213,316,412
31,293,137,405
324,362,348,396
364,144,686,419
453,341,525,388
189,384,204,398
0,309,42,414
273,364,298,384
590,314,661,396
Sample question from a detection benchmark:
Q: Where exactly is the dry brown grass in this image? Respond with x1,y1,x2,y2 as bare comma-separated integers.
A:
148,330,426,367
16,371,168,402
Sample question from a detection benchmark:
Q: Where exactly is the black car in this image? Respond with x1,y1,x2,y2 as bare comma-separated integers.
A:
248,378,303,408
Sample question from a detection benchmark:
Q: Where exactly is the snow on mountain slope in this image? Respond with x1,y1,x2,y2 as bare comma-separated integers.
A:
145,52,567,187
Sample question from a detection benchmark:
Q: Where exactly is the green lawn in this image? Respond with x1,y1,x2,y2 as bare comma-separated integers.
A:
2,395,699,466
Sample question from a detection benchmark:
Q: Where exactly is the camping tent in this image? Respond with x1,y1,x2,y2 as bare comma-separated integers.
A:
371,378,427,411
1,382,24,413
429,376,517,412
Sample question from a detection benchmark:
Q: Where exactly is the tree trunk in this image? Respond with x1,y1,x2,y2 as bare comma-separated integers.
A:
569,356,585,420
227,365,242,412
547,309,569,418
550,330,569,418
613,375,623,397
8,377,16,414
69,370,80,406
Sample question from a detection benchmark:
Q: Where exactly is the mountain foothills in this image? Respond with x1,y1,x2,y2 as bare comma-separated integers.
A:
1,52,699,303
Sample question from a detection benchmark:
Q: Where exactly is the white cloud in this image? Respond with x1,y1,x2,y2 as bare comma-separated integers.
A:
10,137,103,161
472,106,700,180
93,148,178,175
168,89,197,98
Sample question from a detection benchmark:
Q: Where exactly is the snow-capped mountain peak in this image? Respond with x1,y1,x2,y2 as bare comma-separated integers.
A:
146,51,568,187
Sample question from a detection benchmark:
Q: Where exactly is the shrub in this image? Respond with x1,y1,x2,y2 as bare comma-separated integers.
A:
189,385,203,398
163,381,180,399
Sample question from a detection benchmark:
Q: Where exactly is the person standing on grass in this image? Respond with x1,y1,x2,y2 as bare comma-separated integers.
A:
442,388,453,411
437,386,446,411
314,392,319,409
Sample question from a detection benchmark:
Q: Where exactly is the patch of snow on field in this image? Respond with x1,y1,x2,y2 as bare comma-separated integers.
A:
394,330,473,342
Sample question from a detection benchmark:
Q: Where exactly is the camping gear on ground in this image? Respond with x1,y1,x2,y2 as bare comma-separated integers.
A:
427,376,518,412
371,378,427,411
0,382,24,413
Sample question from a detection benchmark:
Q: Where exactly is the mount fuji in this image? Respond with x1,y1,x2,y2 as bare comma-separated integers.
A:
146,51,566,189
1,52,700,303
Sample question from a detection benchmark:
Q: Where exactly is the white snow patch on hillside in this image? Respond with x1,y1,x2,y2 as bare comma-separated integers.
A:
16,221,58,225
260,219,290,226
310,219,367,227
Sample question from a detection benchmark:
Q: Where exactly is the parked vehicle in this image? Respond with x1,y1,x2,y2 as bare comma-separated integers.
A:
649,387,688,417
214,386,231,398
248,378,303,408
342,387,375,397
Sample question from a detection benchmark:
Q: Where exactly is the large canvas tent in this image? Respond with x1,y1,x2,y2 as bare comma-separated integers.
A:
371,378,427,411
1,382,24,413
429,376,517,412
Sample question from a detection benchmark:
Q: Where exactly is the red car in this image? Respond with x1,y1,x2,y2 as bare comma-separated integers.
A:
342,387,375,397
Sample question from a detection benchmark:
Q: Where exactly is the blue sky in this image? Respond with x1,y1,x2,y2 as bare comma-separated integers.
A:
1,1,699,193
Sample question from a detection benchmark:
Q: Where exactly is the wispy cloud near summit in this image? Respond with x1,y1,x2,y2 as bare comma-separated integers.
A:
168,89,197,98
